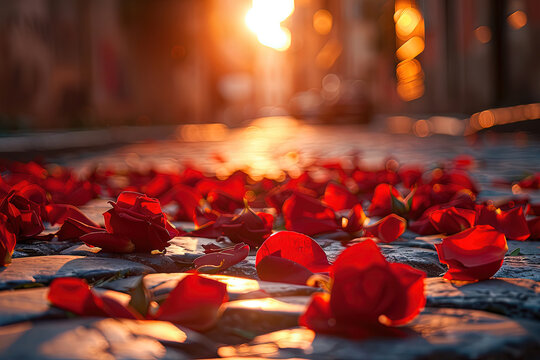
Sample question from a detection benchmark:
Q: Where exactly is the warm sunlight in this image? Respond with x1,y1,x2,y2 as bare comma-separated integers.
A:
245,0,294,51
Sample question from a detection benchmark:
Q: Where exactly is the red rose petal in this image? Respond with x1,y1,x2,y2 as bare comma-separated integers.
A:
154,274,228,331
0,214,17,266
429,206,476,235
193,243,249,272
256,231,330,274
48,277,139,319
282,193,339,236
81,232,135,253
56,218,105,242
435,225,507,281
368,184,404,217
323,182,359,211
364,214,406,243
45,204,99,227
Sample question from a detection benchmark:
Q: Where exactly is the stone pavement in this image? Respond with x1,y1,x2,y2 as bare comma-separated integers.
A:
1,123,540,359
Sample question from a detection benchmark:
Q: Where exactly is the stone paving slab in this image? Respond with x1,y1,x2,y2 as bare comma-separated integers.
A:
0,317,217,359
0,255,155,290
0,288,65,326
207,296,311,345
101,273,318,302
217,308,540,359
425,277,540,320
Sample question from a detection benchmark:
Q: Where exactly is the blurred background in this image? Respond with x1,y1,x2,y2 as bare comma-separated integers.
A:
0,0,539,135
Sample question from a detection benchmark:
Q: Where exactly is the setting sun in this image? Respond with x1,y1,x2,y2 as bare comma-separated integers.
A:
245,0,294,51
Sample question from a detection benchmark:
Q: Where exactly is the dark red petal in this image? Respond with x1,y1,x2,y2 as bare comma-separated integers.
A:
56,218,105,242
80,232,135,253
527,217,540,239
0,214,17,266
256,255,314,285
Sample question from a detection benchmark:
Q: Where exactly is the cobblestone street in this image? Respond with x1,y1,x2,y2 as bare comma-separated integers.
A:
1,123,539,359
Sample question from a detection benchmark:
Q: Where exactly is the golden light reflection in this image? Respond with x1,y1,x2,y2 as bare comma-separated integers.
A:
313,9,333,35
394,3,425,102
508,10,527,30
245,0,294,51
206,275,261,293
474,26,492,44
396,36,425,61
397,77,425,101
395,8,421,39
466,103,540,134
396,59,422,81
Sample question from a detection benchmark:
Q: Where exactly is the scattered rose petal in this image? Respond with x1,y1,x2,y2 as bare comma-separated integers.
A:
476,205,530,241
45,204,100,227
193,242,249,272
435,225,507,281
48,277,140,319
364,214,406,243
256,231,330,285
282,193,339,236
154,274,228,331
429,206,476,235
300,239,425,338
323,182,359,211
0,213,17,266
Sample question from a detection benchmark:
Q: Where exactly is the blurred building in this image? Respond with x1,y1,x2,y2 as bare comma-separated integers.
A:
0,0,538,130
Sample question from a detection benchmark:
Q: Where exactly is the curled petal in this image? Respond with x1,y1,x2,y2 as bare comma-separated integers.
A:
476,205,530,241
342,204,367,234
364,214,406,243
435,225,507,281
194,243,249,272
368,184,404,217
429,207,476,235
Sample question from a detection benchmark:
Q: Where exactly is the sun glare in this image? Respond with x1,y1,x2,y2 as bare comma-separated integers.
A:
245,0,294,51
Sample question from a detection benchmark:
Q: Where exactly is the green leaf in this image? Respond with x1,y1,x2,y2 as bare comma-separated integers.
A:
390,190,407,216
128,276,151,317
405,187,416,211
508,248,521,256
